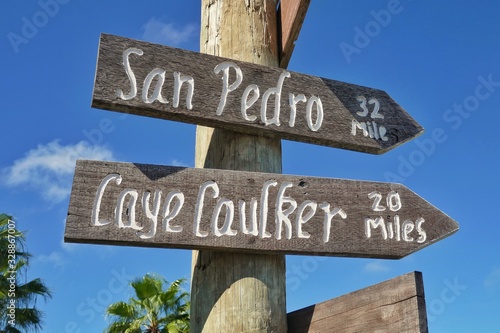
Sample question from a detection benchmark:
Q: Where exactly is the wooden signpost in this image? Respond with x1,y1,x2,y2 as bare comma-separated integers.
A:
65,160,458,259
64,1,459,332
92,33,423,154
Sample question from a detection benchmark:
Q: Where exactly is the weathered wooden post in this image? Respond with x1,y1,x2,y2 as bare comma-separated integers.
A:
191,0,287,332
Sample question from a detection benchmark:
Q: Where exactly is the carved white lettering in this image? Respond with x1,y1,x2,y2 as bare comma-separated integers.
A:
365,216,387,240
214,62,243,115
275,182,297,240
92,173,122,226
386,215,401,241
387,191,402,211
142,68,168,104
416,218,426,243
295,200,317,239
212,198,237,237
365,191,426,243
239,199,258,236
357,96,384,119
356,96,370,117
306,96,324,131
163,191,184,233
118,48,194,111
387,217,394,239
241,84,259,121
352,96,388,141
368,98,383,119
351,118,368,136
91,174,361,243
394,215,401,241
366,215,426,244
261,71,291,126
194,181,219,237
368,191,386,212
402,220,415,242
259,180,278,238
139,189,162,239
117,48,143,100
118,49,327,133
288,93,306,127
319,203,347,243
173,72,194,109
116,189,142,230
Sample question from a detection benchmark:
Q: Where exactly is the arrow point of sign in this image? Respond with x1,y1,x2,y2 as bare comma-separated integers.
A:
399,184,459,257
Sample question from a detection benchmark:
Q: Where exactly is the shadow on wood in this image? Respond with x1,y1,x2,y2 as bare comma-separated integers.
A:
287,271,428,333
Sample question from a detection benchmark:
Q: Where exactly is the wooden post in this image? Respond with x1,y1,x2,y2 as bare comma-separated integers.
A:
190,0,287,332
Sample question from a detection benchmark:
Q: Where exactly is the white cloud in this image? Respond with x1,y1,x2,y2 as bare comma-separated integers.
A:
2,140,113,203
364,260,391,273
61,241,79,252
170,159,190,167
484,267,500,292
142,17,197,46
33,251,67,269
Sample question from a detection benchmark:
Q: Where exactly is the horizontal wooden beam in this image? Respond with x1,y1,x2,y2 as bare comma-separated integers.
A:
287,271,428,332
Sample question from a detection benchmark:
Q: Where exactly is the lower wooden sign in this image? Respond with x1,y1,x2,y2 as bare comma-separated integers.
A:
65,160,458,258
287,271,428,333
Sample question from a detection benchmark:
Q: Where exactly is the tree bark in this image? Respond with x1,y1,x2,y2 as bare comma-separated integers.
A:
190,0,287,332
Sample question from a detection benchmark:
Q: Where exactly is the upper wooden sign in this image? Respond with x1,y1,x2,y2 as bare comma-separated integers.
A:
65,160,458,259
92,34,423,154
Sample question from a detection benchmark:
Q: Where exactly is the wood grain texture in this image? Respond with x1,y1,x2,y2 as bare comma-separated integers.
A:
287,271,428,333
279,0,311,68
192,1,286,332
65,160,459,259
92,33,424,155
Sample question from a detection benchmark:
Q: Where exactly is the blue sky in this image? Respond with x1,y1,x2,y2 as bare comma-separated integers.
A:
1,0,499,332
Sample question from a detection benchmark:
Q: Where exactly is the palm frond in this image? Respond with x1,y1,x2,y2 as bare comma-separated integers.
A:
106,301,137,319
131,275,162,301
9,307,43,332
15,278,52,306
103,274,190,333
0,214,52,333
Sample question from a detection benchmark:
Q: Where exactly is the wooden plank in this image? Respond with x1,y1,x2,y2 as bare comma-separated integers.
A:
279,0,311,68
92,33,424,155
65,160,459,259
287,271,428,333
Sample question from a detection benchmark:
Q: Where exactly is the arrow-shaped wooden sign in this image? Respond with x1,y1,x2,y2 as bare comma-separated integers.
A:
92,34,423,154
65,160,458,259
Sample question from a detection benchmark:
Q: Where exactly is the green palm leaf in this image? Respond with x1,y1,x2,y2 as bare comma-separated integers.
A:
0,214,52,333
104,274,189,333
